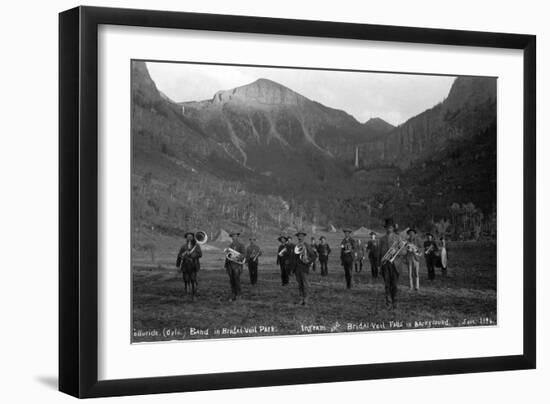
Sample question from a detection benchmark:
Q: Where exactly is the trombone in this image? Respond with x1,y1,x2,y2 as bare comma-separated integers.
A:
381,239,407,264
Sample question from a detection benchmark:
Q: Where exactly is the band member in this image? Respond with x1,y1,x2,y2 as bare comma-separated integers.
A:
340,228,356,289
245,236,262,285
405,228,422,290
379,218,401,309
276,235,291,285
290,230,316,305
424,232,439,280
176,232,202,298
438,236,448,276
354,239,365,273
367,231,380,278
224,231,246,301
310,237,318,272
316,236,331,276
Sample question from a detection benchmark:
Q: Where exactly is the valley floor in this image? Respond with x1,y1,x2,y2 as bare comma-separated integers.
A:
132,243,496,342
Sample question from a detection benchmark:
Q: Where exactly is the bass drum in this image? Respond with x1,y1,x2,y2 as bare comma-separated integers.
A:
440,247,448,268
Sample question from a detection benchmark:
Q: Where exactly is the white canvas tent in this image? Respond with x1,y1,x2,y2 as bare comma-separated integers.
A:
328,224,337,233
398,227,411,239
284,226,297,234
353,226,372,237
214,229,231,242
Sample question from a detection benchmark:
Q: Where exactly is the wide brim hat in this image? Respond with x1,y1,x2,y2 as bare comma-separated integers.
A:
343,228,352,233
425,232,433,238
229,231,241,237
249,236,257,241
184,231,195,238
295,230,307,237
369,231,377,236
277,235,288,242
384,218,395,229
407,228,417,235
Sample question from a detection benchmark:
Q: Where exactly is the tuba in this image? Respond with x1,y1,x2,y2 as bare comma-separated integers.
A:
182,230,208,258
224,247,246,265
195,231,208,245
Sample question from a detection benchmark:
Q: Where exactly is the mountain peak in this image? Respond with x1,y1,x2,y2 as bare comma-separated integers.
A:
363,117,395,134
252,77,284,87
212,78,305,106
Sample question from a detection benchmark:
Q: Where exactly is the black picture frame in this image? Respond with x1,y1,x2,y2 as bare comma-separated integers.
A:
59,6,536,398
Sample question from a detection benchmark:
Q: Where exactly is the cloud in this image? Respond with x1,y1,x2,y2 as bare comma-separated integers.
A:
146,61,455,126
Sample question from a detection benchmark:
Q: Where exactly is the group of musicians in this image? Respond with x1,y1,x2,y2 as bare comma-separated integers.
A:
178,218,448,308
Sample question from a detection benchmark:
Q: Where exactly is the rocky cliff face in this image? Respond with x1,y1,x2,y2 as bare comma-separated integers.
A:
211,78,307,106
178,78,391,173
358,76,497,168
132,61,255,180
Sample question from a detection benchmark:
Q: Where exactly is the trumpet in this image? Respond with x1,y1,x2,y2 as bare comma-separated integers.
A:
406,242,422,257
425,244,434,255
249,250,261,262
224,247,246,265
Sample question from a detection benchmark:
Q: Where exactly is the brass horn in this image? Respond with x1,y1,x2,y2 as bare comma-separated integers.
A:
195,231,208,245
224,247,245,264
294,245,304,255
294,244,309,264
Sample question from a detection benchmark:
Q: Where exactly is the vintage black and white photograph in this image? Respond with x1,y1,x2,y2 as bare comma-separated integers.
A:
131,60,497,342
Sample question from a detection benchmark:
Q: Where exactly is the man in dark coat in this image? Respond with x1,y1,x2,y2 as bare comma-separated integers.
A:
367,231,380,278
340,228,356,289
276,235,291,285
176,232,202,268
224,231,246,301
379,218,403,309
176,232,202,297
290,230,316,305
316,236,331,276
245,236,262,285
423,232,439,280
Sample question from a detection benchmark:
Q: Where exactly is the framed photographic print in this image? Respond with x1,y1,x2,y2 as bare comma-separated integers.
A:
59,6,536,398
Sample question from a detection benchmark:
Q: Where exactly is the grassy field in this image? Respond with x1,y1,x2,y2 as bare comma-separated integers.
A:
132,232,496,342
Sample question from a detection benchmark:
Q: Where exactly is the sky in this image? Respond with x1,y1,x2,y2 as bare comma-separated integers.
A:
147,61,456,126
